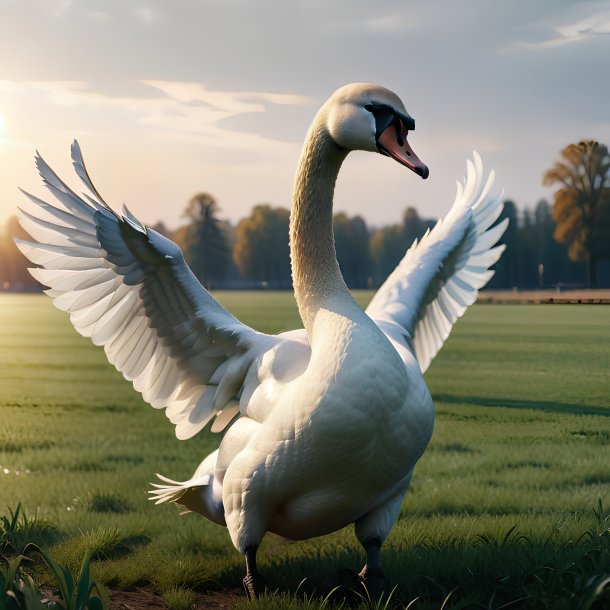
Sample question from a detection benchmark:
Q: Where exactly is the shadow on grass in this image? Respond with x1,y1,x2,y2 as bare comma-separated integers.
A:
3,501,609,609
434,393,610,417
234,502,610,610
250,529,610,609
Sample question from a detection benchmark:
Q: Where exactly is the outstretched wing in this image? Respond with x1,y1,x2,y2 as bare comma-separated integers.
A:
366,152,507,373
16,140,281,439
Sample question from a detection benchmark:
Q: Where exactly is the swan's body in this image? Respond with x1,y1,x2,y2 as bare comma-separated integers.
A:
17,83,507,595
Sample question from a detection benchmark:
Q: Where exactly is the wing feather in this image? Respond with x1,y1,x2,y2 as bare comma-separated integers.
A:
17,141,289,439
367,152,508,373
18,207,100,248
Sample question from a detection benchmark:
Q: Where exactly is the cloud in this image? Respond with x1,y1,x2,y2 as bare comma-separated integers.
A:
48,0,72,17
0,79,311,151
514,10,610,49
131,4,159,26
141,81,310,112
555,12,610,37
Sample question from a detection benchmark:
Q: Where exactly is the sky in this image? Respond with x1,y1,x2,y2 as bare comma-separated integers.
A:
0,0,609,230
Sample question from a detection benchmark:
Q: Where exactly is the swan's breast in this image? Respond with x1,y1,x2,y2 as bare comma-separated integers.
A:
270,306,433,493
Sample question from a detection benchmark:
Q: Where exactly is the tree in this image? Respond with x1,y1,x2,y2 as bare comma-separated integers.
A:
0,216,38,291
518,208,538,287
370,207,435,286
543,140,610,288
233,205,291,287
532,199,580,288
402,206,434,249
370,225,404,285
487,200,519,289
182,193,230,289
333,212,371,288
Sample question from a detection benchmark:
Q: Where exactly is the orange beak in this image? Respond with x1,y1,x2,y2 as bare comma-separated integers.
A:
377,122,429,179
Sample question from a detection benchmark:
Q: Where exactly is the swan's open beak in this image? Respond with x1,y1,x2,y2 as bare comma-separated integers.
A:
377,123,429,179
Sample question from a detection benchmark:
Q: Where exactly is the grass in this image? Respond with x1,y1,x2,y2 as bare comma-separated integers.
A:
1,543,109,609
0,503,60,554
0,292,609,608
162,585,199,610
86,493,133,515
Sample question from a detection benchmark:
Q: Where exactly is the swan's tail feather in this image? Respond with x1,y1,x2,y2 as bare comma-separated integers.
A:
148,473,211,509
148,472,226,526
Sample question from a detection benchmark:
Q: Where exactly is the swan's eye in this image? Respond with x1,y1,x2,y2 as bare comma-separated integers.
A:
365,103,415,147
365,103,396,141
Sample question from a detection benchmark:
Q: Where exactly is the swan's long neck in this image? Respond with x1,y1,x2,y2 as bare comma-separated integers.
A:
290,115,352,333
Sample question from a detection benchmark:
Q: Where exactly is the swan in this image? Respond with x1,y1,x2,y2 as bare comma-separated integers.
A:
16,83,507,598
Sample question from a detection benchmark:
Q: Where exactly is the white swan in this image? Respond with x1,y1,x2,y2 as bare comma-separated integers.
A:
16,83,507,598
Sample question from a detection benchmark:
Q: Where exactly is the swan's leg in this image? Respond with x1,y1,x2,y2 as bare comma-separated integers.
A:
223,451,271,599
359,537,383,582
226,493,267,599
243,545,264,599
354,482,410,597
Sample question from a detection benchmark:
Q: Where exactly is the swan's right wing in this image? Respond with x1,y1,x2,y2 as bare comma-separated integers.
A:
367,152,507,373
16,141,289,440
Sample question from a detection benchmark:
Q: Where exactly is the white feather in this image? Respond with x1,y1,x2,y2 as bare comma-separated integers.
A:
367,152,508,373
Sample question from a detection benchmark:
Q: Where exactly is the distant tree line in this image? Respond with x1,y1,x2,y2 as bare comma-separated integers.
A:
2,140,609,291
2,196,609,292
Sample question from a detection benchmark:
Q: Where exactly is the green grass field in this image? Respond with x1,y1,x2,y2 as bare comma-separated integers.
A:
0,293,609,609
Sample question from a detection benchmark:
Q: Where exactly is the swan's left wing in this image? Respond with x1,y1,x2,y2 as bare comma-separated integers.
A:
16,141,282,439
366,152,507,373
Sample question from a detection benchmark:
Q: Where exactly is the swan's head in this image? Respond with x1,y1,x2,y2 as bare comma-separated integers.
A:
325,83,429,179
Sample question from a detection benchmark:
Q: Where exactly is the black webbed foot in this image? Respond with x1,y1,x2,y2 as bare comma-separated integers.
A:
243,545,264,600
336,566,386,600
358,565,386,599
242,571,265,600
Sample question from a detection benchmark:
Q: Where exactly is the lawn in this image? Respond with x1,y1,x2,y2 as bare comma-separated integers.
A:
0,293,609,609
